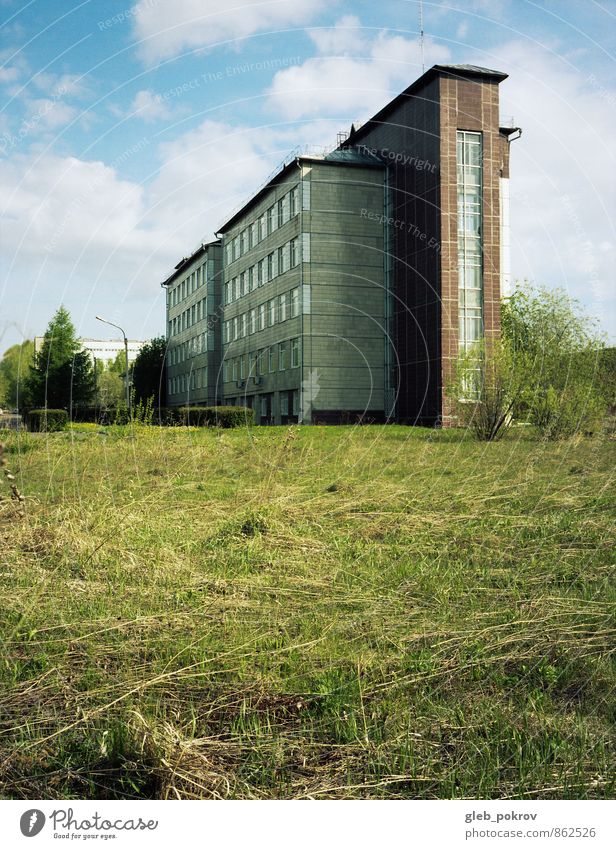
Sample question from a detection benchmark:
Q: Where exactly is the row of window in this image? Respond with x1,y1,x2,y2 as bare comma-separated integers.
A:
169,262,207,307
168,297,207,337
242,390,299,420
169,369,208,396
168,333,208,365
223,338,301,382
223,288,300,343
225,186,299,265
224,238,299,304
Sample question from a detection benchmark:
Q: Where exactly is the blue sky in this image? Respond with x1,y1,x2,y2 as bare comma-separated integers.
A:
1,0,615,353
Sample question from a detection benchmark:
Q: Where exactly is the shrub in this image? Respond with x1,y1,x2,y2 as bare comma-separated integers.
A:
447,340,519,441
27,409,68,432
530,384,605,439
178,406,254,428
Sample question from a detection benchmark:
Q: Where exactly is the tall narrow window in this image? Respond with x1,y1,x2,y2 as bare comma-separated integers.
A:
290,287,300,318
457,130,483,351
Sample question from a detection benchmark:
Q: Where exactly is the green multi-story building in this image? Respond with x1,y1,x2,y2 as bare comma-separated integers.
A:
162,240,222,407
218,152,388,424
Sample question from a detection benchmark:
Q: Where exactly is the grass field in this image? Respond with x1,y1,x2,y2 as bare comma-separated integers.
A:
0,423,614,800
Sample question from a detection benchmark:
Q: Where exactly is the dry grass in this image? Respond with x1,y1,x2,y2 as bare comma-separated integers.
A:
0,423,614,799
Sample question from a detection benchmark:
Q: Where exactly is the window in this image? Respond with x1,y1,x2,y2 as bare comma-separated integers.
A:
233,236,240,260
223,360,230,382
240,355,245,380
258,259,264,286
267,205,275,234
232,316,238,341
225,281,231,305
249,308,256,334
278,292,287,322
232,277,238,301
290,238,299,267
457,130,483,351
267,252,274,280
240,272,246,297
248,266,255,291
259,213,266,240
291,337,300,368
278,341,287,370
277,198,284,228
223,320,229,344
268,346,276,373
280,392,289,417
225,242,232,265
257,349,265,376
258,303,266,331
268,298,277,326
240,230,247,255
277,246,285,276
241,313,247,338
232,358,239,381
289,186,298,217
249,223,256,249
290,287,300,318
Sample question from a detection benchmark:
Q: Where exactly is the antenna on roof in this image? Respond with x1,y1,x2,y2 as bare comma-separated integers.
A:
418,0,425,73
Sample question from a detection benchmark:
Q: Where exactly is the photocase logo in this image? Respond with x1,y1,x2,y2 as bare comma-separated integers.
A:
20,809,46,837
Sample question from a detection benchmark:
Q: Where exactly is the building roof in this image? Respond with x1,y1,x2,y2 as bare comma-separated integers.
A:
160,239,220,287
344,64,508,147
217,152,384,234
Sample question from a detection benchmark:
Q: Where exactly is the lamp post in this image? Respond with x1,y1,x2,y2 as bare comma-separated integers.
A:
85,348,98,407
95,316,131,420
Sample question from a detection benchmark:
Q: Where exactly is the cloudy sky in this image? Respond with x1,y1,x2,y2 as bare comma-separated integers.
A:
0,0,614,353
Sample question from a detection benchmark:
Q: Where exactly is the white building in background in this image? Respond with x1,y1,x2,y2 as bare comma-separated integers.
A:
34,337,147,368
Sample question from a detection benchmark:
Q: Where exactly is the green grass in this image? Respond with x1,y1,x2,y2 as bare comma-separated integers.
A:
0,423,614,799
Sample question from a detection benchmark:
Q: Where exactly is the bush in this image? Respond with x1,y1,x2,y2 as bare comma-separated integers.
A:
178,406,254,428
447,340,518,441
27,409,68,432
530,384,605,439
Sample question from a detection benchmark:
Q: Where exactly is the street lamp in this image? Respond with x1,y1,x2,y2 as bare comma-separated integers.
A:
95,316,131,420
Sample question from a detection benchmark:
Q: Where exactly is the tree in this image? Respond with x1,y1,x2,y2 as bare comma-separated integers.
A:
26,307,95,411
502,286,607,438
0,340,35,409
131,337,167,407
97,367,124,408
449,285,609,440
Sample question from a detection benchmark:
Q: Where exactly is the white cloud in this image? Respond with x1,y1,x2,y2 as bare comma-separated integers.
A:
24,98,77,130
0,64,20,84
456,21,469,40
308,14,366,54
492,41,616,328
131,0,329,64
32,72,89,99
267,22,451,120
128,89,188,123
